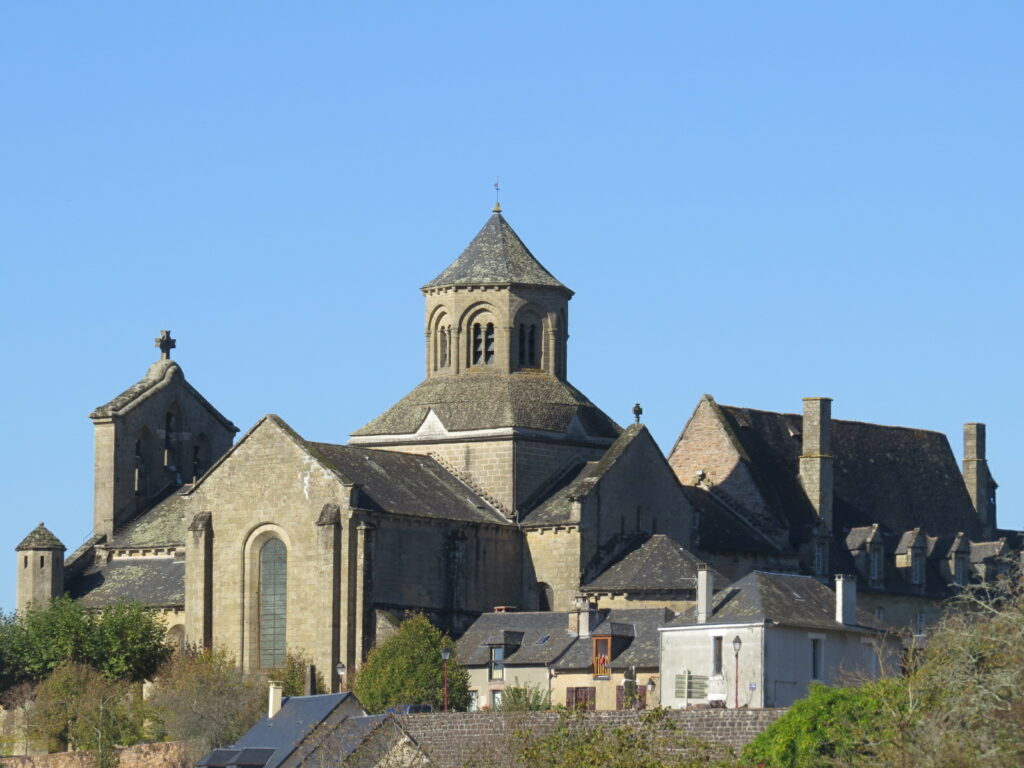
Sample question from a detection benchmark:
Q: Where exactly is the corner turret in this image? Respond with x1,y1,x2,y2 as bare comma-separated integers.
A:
16,523,65,612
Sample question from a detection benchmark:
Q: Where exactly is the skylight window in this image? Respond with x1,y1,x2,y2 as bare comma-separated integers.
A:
536,635,550,645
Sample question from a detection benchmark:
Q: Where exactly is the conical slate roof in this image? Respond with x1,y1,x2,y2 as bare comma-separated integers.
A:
423,213,570,292
16,523,65,551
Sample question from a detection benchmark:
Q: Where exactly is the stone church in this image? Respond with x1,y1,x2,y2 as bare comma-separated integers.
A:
16,208,1018,688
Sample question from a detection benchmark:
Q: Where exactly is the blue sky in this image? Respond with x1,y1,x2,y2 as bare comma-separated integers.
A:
1,3,1021,611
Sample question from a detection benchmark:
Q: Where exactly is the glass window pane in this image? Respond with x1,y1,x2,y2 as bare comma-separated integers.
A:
259,538,287,668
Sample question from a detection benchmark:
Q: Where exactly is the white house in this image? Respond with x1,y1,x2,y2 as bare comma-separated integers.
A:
658,569,898,709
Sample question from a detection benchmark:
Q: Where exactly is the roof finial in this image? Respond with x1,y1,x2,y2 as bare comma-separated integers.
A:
493,176,501,213
155,330,176,360
633,403,643,424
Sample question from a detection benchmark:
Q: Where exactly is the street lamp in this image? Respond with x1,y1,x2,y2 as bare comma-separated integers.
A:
440,647,451,712
732,636,742,708
336,662,346,694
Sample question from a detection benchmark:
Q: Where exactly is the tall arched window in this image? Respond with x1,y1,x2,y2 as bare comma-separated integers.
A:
259,538,287,668
471,323,495,366
164,410,176,469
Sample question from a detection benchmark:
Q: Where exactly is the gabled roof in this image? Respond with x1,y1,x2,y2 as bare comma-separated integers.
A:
88,359,237,432
520,424,644,526
666,571,885,633
456,611,577,667
307,441,510,525
585,534,727,593
16,523,65,551
692,398,982,540
198,693,361,768
351,372,620,440
423,213,570,293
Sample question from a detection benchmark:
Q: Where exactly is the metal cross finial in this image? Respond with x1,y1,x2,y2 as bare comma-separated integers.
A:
493,176,501,213
633,403,643,424
155,330,176,360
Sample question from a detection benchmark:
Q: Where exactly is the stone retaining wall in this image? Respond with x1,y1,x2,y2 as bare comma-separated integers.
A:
0,741,188,768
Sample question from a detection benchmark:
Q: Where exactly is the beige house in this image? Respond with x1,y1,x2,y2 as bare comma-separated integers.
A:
659,570,898,709
457,604,673,711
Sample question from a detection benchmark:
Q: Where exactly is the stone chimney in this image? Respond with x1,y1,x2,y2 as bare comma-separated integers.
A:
268,682,283,718
835,574,856,626
799,397,834,531
696,564,713,624
963,423,997,539
569,595,598,637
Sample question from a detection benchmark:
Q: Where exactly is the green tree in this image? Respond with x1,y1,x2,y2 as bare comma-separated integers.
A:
32,662,146,767
0,598,172,693
88,600,172,682
352,614,468,713
146,648,266,760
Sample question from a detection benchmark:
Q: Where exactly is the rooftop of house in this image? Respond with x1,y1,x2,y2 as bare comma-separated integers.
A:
666,570,886,633
197,693,362,768
584,534,728,593
696,397,983,541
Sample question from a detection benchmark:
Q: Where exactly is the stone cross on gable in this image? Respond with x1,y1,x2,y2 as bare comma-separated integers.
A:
155,330,176,360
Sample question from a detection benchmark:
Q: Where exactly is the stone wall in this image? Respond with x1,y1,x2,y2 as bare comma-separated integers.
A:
0,742,188,768
395,709,785,768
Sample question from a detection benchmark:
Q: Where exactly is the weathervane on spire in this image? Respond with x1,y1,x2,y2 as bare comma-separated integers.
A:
493,176,501,213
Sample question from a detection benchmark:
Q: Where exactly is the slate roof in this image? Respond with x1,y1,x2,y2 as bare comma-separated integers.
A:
351,372,620,439
709,400,983,540
16,523,66,551
684,486,782,554
666,571,886,633
456,612,577,667
423,213,570,292
584,534,728,593
552,608,672,671
307,441,510,525
68,557,184,608
89,359,237,432
198,693,361,768
109,489,193,548
520,424,642,526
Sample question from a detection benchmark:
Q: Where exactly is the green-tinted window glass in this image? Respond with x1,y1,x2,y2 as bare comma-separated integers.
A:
259,538,287,669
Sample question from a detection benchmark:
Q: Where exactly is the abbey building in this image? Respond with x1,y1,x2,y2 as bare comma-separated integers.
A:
16,209,1018,688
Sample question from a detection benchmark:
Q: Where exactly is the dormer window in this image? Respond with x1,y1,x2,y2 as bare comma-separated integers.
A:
911,553,924,585
814,540,827,576
954,555,968,586
869,548,883,581
488,646,505,680
592,636,611,678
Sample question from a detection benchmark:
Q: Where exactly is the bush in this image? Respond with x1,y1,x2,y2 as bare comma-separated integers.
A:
495,680,551,712
352,614,468,713
268,649,328,696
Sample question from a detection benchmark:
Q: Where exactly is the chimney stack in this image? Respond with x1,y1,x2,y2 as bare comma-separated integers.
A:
268,682,283,718
963,423,997,539
799,397,834,531
696,564,713,624
835,574,856,626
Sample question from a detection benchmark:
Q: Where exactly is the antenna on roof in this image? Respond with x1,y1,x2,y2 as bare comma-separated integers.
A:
493,176,502,213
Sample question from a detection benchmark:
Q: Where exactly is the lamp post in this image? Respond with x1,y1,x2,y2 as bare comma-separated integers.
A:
440,647,451,712
336,662,346,694
732,636,742,709
646,678,656,708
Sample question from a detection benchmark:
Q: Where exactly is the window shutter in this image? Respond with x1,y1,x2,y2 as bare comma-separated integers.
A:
566,687,575,709
586,687,596,711
638,685,647,710
615,685,624,710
